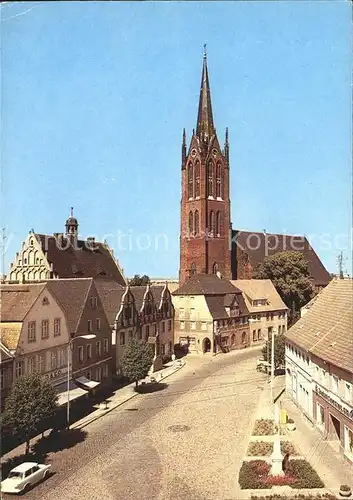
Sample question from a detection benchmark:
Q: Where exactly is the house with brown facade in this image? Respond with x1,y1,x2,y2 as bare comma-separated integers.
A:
96,281,174,376
178,52,330,294
231,280,288,343
172,274,251,354
285,278,353,463
4,210,126,286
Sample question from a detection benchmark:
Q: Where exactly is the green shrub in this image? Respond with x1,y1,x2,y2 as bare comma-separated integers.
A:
247,441,273,456
290,460,324,488
280,441,298,456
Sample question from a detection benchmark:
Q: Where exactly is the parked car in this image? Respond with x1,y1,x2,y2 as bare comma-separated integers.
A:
1,462,51,494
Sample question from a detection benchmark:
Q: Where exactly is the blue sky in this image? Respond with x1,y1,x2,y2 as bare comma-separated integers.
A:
1,1,352,278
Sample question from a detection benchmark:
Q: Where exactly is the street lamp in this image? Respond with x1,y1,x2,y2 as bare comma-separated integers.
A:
67,334,96,429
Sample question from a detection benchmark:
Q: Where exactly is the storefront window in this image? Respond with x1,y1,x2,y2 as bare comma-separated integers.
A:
316,402,325,426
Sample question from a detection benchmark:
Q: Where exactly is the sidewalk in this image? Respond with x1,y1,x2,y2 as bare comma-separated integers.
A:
281,395,353,491
1,359,186,464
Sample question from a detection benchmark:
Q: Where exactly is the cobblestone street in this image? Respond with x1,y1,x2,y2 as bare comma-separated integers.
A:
4,347,265,500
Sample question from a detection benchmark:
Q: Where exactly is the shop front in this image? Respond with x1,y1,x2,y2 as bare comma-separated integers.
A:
313,384,353,462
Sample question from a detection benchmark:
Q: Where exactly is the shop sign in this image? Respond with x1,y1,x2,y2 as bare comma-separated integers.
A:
44,369,64,380
316,384,353,421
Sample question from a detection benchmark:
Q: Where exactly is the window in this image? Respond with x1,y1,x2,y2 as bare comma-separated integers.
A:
188,162,194,198
168,320,172,331
59,348,67,367
190,263,196,276
27,356,36,374
145,325,150,340
216,212,221,237
96,341,102,356
209,211,215,237
194,161,200,197
216,163,221,197
87,320,92,333
78,346,84,363
28,321,36,343
103,364,109,379
87,344,92,359
252,330,257,341
96,318,101,331
103,338,109,353
161,321,165,333
15,361,23,379
42,296,49,306
242,332,247,344
154,324,157,335
51,350,58,369
345,383,352,403
128,330,133,340
332,375,339,394
188,211,193,236
90,297,98,309
120,332,125,345
180,321,185,330
161,343,165,355
40,319,49,340
138,328,142,340
201,322,207,330
190,321,196,330
190,308,195,319
96,366,102,382
194,211,200,236
54,318,61,336
38,354,45,373
86,370,91,380
0,369,5,389
257,329,262,340
207,161,214,196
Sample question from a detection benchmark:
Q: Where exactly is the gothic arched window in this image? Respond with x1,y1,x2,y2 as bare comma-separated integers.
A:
188,163,194,198
194,161,200,198
221,169,225,200
216,164,221,198
191,263,196,276
194,210,200,236
188,211,193,236
212,262,219,274
207,161,214,197
216,211,221,237
209,211,215,237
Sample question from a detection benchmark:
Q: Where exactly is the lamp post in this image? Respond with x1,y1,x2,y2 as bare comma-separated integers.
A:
67,334,96,429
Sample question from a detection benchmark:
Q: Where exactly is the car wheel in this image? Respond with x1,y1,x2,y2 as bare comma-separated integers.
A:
43,470,49,479
22,483,30,494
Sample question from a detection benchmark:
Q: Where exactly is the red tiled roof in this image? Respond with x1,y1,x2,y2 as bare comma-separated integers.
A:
173,274,240,296
0,283,46,321
35,234,126,286
95,280,125,326
233,230,330,286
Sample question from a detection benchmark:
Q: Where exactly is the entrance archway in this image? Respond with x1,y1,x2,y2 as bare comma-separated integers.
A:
202,337,211,353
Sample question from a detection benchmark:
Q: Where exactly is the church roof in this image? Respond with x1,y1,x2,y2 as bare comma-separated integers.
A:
233,230,330,286
285,278,353,373
35,234,127,286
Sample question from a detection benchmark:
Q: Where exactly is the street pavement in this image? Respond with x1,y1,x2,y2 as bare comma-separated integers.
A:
2,346,265,500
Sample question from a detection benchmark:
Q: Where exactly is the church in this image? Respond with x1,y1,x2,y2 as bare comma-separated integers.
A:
179,50,330,294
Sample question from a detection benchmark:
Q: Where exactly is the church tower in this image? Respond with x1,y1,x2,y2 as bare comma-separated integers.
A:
179,49,231,284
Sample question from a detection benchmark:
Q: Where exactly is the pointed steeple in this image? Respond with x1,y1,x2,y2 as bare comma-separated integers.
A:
196,45,215,142
181,128,186,169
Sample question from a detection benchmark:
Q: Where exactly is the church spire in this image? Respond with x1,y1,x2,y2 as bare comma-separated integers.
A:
196,45,215,142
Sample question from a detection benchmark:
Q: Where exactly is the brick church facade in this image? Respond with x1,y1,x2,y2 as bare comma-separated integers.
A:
179,51,330,293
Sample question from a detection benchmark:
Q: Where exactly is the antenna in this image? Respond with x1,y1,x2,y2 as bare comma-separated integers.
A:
1,228,6,283
337,251,344,279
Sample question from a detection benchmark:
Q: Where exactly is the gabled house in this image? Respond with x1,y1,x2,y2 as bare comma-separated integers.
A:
5,211,127,286
172,274,250,354
231,280,288,343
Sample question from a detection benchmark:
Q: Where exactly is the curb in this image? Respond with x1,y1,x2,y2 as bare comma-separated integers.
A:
72,360,186,431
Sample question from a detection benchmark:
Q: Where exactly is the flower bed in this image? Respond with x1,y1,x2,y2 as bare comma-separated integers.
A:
250,495,338,500
252,419,276,436
238,459,324,489
247,440,299,457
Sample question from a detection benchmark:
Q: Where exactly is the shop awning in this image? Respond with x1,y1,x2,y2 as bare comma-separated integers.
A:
55,380,87,406
75,376,100,390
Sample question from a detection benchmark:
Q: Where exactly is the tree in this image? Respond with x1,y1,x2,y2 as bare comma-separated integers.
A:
2,373,59,454
252,251,314,325
262,333,285,370
129,274,150,286
120,339,154,388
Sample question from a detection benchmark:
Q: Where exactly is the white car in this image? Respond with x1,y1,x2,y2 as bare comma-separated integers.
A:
1,462,51,494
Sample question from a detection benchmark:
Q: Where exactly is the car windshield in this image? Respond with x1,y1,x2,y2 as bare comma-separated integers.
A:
8,471,23,479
